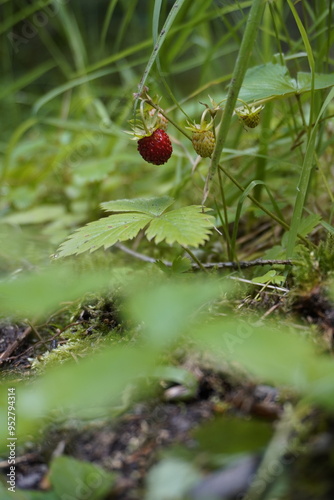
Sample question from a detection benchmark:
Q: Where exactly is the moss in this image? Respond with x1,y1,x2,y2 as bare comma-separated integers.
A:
291,233,334,291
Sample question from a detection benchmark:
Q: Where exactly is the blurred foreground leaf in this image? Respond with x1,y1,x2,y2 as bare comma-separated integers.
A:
49,456,115,499
128,278,223,347
0,345,156,449
193,417,273,455
0,265,113,319
1,205,65,225
1,456,114,500
145,457,199,500
194,319,334,408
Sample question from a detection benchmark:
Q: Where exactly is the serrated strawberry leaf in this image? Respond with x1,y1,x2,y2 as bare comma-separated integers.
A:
101,196,174,216
145,206,215,247
57,212,152,257
58,201,214,258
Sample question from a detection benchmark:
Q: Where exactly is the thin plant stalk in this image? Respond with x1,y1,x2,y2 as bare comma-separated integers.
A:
218,164,314,249
202,0,267,205
254,102,272,202
285,0,326,258
217,168,233,261
286,88,334,257
181,246,208,273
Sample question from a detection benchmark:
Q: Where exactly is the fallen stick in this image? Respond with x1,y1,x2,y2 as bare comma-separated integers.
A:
0,326,32,365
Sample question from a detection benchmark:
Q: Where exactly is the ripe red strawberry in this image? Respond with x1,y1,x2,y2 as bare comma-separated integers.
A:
137,129,172,165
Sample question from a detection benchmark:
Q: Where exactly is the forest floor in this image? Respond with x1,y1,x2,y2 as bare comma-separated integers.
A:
1,283,334,500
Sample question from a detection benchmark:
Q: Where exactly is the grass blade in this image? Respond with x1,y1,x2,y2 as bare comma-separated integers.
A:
286,87,334,257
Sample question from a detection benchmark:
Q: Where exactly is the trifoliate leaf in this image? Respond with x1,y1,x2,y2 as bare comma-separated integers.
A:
145,206,214,247
101,196,174,216
57,199,214,257
58,212,151,256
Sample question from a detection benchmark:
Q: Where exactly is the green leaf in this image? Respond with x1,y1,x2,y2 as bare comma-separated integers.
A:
1,205,65,225
0,346,156,447
73,157,117,183
0,265,112,318
194,318,334,409
252,270,277,284
128,278,222,347
49,456,115,500
283,214,322,247
238,63,295,103
58,199,214,257
146,206,215,247
101,196,174,216
297,71,334,92
57,212,152,257
321,220,334,234
296,214,322,237
193,417,273,455
145,458,199,500
171,256,192,274
155,256,192,276
237,63,334,104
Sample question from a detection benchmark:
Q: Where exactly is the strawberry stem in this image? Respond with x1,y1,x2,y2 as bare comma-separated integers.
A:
145,98,192,141
140,100,151,135
181,246,208,273
217,163,314,249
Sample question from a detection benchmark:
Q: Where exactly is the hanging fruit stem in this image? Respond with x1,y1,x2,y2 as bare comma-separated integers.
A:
202,0,267,205
144,96,192,141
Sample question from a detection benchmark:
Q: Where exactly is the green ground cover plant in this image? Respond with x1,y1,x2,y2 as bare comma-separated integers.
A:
1,1,334,498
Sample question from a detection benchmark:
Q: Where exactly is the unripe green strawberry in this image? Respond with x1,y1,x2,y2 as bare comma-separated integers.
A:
235,104,264,129
186,118,216,159
137,128,172,165
241,113,260,128
192,129,215,158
